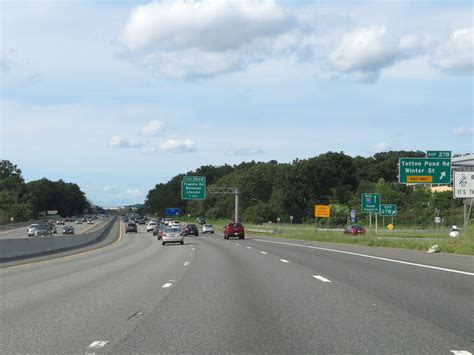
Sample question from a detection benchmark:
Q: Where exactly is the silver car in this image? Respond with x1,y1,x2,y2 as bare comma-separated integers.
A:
27,224,39,237
162,227,184,245
202,224,214,234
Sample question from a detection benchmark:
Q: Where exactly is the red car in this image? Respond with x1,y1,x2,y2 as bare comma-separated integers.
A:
224,222,245,239
344,225,365,235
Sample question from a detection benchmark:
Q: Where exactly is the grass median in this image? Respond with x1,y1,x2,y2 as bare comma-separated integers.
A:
201,220,473,255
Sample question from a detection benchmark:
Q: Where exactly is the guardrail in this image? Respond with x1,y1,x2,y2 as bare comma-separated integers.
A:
246,228,278,234
0,217,117,261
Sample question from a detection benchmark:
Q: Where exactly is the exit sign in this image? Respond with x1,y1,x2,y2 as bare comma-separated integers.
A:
181,176,206,200
399,158,451,184
427,151,451,159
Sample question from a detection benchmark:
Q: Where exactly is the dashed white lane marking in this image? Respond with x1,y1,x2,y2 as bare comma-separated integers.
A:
162,281,174,288
246,246,252,249
235,243,240,246
313,275,332,283
450,351,472,355
260,251,268,254
191,248,195,251
88,341,108,349
280,259,289,263
184,261,190,266
255,239,474,276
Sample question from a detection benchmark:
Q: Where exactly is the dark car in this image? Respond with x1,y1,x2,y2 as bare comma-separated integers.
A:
184,224,199,236
34,224,53,237
138,219,146,225
344,225,365,235
126,222,138,233
62,226,75,235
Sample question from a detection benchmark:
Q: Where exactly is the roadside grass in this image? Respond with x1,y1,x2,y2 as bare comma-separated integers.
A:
200,219,474,255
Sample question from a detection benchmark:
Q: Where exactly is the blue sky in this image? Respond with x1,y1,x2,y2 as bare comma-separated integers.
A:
1,0,473,206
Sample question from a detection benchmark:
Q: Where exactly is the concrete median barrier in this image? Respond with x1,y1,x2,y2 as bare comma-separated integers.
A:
0,217,117,261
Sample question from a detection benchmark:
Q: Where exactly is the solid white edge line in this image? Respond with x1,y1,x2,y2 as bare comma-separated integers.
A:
254,239,474,276
280,259,289,263
313,275,332,283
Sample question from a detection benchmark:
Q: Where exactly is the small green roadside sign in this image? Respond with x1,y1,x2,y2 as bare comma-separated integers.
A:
379,204,397,217
361,193,380,213
427,151,451,159
181,176,206,200
399,158,451,184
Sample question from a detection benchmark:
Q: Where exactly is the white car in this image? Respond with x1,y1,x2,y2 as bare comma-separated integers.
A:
449,226,460,238
27,224,39,237
171,221,181,227
162,227,184,245
202,224,214,234
146,222,157,232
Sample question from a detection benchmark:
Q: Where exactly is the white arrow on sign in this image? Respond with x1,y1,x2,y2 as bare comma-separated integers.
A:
440,171,446,180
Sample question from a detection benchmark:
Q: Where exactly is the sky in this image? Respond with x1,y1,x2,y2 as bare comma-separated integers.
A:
1,0,473,206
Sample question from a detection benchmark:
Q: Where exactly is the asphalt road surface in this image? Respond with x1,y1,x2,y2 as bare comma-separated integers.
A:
0,221,472,354
0,219,106,240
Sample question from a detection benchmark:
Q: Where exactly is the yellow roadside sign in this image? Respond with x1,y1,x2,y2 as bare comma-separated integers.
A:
314,205,331,218
387,223,394,230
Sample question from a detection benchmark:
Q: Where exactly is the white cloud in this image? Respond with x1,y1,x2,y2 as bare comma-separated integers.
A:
126,188,143,198
159,138,196,153
139,120,164,136
103,185,119,192
431,28,474,75
329,26,401,79
453,126,474,137
141,145,157,154
226,146,264,156
109,135,143,148
118,0,293,79
374,142,389,152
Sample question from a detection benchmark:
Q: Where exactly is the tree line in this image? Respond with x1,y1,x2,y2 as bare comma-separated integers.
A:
145,151,465,227
0,160,90,223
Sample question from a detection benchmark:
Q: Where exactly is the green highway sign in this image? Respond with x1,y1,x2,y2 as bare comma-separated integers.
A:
427,151,451,159
399,158,451,184
361,193,380,213
380,204,397,217
181,176,206,200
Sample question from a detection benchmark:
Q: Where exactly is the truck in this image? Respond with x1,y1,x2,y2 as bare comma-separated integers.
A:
223,222,245,240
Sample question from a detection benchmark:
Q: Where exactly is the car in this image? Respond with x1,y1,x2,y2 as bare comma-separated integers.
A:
75,219,83,224
27,223,39,237
155,225,166,239
171,221,181,227
34,224,53,237
449,225,460,238
343,225,365,235
202,224,214,234
184,224,199,236
224,222,245,239
47,222,57,234
162,227,184,245
56,220,65,225
87,219,94,224
62,226,75,235
138,219,146,225
146,221,157,232
125,222,138,233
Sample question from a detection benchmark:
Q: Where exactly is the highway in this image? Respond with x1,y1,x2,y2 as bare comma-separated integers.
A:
0,219,106,240
0,220,472,354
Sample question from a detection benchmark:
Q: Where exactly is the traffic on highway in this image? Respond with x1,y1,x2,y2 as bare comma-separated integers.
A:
1,0,473,354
